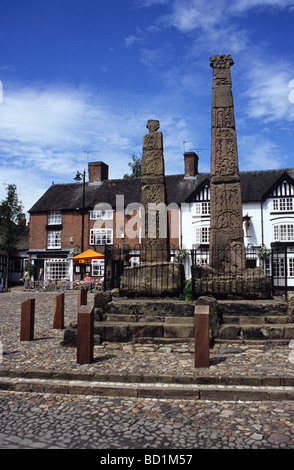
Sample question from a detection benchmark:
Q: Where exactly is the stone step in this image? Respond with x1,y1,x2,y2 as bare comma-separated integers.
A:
218,299,289,317
0,376,293,401
222,315,294,325
94,321,194,342
105,314,194,324
219,323,294,341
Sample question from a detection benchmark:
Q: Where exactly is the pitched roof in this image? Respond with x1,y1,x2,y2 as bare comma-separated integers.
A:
28,167,294,213
29,175,198,212
240,168,294,202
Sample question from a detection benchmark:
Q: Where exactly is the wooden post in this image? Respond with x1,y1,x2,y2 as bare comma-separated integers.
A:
20,299,35,341
77,289,87,311
77,305,94,365
194,305,210,368
53,293,64,329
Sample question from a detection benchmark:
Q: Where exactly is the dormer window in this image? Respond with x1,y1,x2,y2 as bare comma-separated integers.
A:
194,202,210,215
272,198,293,212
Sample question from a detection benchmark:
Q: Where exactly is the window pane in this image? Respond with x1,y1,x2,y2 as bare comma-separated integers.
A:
288,258,294,277
48,212,61,224
92,260,105,276
46,260,70,280
90,229,113,245
47,231,61,248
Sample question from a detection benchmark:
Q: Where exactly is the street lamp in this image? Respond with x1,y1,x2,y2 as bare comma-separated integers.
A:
74,169,86,252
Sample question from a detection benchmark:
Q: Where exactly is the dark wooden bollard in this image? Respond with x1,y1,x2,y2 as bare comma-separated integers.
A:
77,289,87,311
53,293,64,329
77,305,94,365
20,299,35,341
194,305,210,368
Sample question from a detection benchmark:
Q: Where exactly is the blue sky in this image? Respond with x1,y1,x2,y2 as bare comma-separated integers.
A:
0,0,293,213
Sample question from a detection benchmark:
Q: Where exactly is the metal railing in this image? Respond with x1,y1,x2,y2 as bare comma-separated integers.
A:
191,245,271,299
27,279,104,292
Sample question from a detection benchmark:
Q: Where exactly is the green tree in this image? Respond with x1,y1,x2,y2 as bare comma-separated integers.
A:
0,184,24,287
124,154,142,178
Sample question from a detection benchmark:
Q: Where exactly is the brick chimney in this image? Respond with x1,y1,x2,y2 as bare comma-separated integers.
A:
184,152,199,178
88,161,109,183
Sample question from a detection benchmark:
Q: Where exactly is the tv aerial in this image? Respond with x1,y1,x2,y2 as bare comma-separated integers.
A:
83,150,100,162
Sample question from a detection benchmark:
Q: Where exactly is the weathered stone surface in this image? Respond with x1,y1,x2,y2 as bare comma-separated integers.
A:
109,299,195,318
94,291,112,309
62,323,101,346
209,54,246,274
192,265,271,299
93,291,112,320
61,325,77,346
121,120,182,297
141,120,169,264
120,262,184,297
195,296,223,339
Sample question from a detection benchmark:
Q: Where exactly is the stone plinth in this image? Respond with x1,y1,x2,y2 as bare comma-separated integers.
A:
120,262,184,297
192,265,271,300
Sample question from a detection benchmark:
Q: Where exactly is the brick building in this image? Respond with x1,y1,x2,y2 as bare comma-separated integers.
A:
28,158,196,284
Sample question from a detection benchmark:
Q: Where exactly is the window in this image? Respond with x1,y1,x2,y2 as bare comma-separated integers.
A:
90,210,113,220
48,211,62,224
272,198,293,212
90,229,113,245
194,202,210,215
92,259,104,277
45,259,70,280
288,258,294,278
47,230,61,249
274,224,294,242
195,226,210,244
273,257,285,278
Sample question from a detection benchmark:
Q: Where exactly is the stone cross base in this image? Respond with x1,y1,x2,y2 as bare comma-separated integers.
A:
121,262,184,297
192,265,271,300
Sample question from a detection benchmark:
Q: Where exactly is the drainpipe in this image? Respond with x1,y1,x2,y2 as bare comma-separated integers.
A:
260,200,265,246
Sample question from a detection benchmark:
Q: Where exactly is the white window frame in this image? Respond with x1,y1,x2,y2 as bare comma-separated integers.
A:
195,226,210,244
47,230,62,249
45,259,70,281
48,211,62,225
288,257,294,278
90,229,113,245
90,210,113,220
272,198,293,212
273,224,294,242
194,202,210,216
91,259,105,277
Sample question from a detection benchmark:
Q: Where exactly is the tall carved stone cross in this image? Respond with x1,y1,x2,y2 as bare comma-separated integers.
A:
141,120,170,263
209,55,246,273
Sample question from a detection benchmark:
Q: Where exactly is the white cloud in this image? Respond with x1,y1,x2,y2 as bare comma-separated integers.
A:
231,0,294,13
125,27,144,47
161,0,294,32
245,62,294,122
0,82,197,212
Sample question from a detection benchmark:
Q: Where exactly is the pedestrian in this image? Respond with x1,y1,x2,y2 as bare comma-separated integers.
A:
21,270,30,291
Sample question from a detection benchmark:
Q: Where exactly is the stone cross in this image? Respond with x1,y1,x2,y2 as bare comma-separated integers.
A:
209,55,246,273
141,120,170,263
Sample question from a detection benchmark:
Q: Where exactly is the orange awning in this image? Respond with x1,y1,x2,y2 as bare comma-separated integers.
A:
72,249,104,261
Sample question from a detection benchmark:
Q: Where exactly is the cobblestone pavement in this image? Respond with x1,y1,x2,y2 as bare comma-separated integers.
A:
0,391,293,449
0,290,294,450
